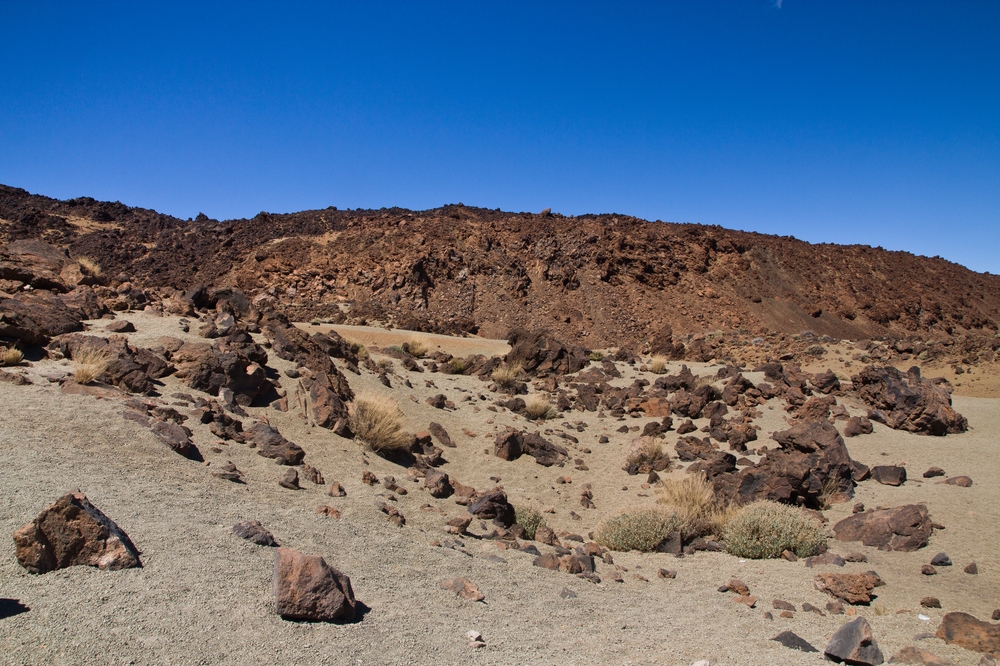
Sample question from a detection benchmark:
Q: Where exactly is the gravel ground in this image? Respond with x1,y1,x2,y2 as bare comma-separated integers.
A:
1,312,997,665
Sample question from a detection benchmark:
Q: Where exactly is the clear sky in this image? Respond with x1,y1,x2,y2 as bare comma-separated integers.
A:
1,2,997,272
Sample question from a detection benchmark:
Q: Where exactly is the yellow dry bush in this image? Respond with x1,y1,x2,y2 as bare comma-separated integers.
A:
656,474,736,539
403,338,429,358
1,347,24,367
349,394,411,453
649,355,668,374
73,348,111,385
77,256,102,276
524,393,556,420
491,362,523,391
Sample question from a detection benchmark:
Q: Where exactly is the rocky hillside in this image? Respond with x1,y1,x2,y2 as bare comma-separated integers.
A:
2,183,999,348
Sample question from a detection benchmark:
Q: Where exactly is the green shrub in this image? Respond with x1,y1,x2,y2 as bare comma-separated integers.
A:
588,351,604,362
594,509,681,552
723,501,827,559
514,505,543,540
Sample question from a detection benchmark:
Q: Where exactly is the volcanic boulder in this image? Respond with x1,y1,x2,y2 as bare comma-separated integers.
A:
935,612,1000,656
853,365,967,436
13,491,141,574
505,328,589,377
832,504,932,552
249,423,305,465
468,488,516,527
824,617,884,665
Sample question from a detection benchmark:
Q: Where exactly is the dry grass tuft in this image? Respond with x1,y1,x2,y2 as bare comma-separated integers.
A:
649,355,668,374
524,394,556,420
346,340,370,361
656,474,736,539
403,338,429,358
594,509,681,552
514,505,544,540
76,256,102,276
491,362,523,391
73,348,111,384
349,394,412,453
723,500,827,559
1,347,24,367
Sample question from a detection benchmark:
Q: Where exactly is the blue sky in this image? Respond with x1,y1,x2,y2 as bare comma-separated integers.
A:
1,1,997,272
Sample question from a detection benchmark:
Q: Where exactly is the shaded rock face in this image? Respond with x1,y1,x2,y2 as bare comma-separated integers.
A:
166,331,271,406
249,423,305,465
493,430,568,467
13,491,141,574
51,333,173,394
272,547,355,622
853,365,967,436
833,504,932,552
259,312,353,421
824,617,884,665
505,328,589,377
0,290,90,346
151,421,202,461
721,421,856,508
468,488,516,527
935,612,1000,656
648,323,685,360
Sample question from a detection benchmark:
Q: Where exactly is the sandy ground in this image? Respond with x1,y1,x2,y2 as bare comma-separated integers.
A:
1,312,998,665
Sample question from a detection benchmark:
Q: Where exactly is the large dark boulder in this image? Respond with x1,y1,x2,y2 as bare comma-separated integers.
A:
468,488,515,527
51,334,172,394
722,421,857,508
852,365,967,436
505,328,589,377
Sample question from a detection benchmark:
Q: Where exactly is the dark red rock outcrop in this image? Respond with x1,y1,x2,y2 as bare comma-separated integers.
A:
832,504,932,552
852,365,967,436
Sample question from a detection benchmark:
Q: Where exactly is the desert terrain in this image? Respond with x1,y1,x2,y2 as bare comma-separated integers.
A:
2,189,1000,665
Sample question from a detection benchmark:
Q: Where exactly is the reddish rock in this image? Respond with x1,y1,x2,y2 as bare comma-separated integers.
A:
301,464,325,485
315,506,341,518
923,467,946,478
211,461,243,482
886,646,952,665
844,416,874,437
428,421,455,448
921,597,942,609
361,470,379,486
279,468,300,490
936,612,1000,656
814,572,884,604
151,420,202,461
232,520,278,546
272,547,356,622
468,488,515,527
424,469,454,498
824,616,884,665
853,365,967,436
440,577,485,602
943,476,973,487
327,482,346,497
249,423,305,466
14,491,141,574
833,504,932,552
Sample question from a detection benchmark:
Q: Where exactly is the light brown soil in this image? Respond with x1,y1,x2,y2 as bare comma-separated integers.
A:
1,312,997,665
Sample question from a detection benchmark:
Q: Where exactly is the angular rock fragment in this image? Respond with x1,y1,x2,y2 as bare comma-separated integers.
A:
272,547,356,622
935,612,1000,656
211,461,244,482
468,488,515,527
872,466,907,486
249,423,305,465
440,577,485,602
14,491,141,573
233,520,278,547
279,468,300,490
814,572,884,604
833,505,932,552
772,631,818,653
825,617,884,665
151,420,203,461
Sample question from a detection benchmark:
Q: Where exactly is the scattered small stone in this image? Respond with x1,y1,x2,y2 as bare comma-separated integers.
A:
994,609,1000,621
466,630,485,648
872,465,907,486
844,552,868,563
772,631,818,653
930,553,952,566
233,520,278,547
887,646,954,665
921,565,937,576
328,482,346,497
301,464,325,485
805,552,846,568
440,577,485,602
279,468,300,490
211,461,243,482
802,602,825,616
780,549,798,562
922,467,945,478
733,595,757,608
658,569,677,579
559,587,577,599
773,599,796,612
964,563,978,574
315,506,341,518
814,572,883,604
853,503,865,514
942,476,973,487
921,597,942,609
827,601,845,615
762,611,774,620
780,610,794,618
378,502,405,526
362,470,379,486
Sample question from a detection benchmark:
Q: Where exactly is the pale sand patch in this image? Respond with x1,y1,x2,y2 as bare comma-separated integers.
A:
0,314,996,664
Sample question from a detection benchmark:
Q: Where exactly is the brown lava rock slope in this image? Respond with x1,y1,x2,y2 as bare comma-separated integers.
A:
2,184,999,349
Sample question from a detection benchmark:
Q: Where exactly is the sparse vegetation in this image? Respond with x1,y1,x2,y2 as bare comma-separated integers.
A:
76,256,102,276
524,394,556,420
594,509,681,552
402,338,429,358
723,500,827,559
346,340,370,360
818,476,846,510
1,347,24,367
656,474,736,539
375,358,393,373
649,355,668,374
349,394,412,453
491,362,523,391
448,358,467,374
588,351,604,362
72,348,111,385
514,505,543,540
